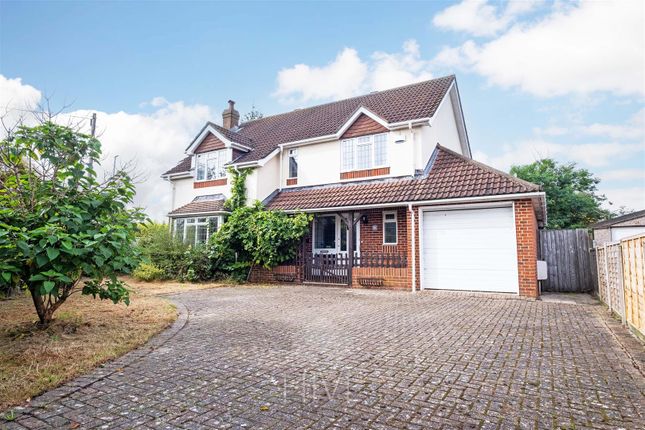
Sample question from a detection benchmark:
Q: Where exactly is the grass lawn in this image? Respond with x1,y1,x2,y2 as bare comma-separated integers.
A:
0,277,230,412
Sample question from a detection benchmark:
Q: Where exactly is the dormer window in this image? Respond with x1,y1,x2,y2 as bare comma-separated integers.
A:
341,133,387,172
196,150,227,181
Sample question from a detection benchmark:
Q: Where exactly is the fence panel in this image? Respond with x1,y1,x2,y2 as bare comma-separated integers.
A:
620,235,645,335
539,229,595,292
594,234,645,338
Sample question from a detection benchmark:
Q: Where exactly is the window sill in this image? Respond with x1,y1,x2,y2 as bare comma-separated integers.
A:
194,178,227,188
340,167,390,180
286,178,298,186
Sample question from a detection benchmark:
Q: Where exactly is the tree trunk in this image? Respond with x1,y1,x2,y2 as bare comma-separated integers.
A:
30,289,50,327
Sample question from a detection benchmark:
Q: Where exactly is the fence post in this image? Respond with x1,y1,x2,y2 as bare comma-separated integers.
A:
617,244,627,326
603,244,612,314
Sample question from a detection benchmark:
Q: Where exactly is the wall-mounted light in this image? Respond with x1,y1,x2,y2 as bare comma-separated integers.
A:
395,138,406,144
361,215,368,224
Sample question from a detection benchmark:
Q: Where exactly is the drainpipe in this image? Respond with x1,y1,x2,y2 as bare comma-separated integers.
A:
279,146,283,191
408,203,416,293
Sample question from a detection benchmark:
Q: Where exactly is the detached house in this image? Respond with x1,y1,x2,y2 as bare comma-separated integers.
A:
162,75,546,297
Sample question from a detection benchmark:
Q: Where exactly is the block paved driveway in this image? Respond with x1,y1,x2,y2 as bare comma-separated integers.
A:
5,286,645,429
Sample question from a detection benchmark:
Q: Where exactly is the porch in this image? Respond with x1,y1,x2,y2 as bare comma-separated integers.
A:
250,207,412,289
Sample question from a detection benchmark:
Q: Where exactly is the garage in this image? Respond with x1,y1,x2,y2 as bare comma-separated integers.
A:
421,205,519,293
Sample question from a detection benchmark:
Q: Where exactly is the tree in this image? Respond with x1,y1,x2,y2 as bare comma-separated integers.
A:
243,105,263,122
510,159,612,229
0,122,146,326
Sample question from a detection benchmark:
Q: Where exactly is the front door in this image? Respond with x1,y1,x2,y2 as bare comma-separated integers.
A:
313,214,359,256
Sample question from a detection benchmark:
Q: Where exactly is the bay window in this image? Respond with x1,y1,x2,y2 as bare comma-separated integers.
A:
196,150,227,181
173,215,222,246
340,133,387,172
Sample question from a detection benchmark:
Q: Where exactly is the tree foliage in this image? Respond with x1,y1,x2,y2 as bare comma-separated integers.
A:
0,122,146,326
510,159,612,229
242,105,263,122
209,169,311,280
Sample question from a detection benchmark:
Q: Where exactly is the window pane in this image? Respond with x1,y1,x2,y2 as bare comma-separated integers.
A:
217,152,226,178
185,225,196,245
356,137,371,170
196,225,208,245
340,220,358,252
384,222,397,244
174,219,185,241
208,217,219,239
341,140,354,171
186,218,195,223
196,157,205,180
289,156,298,178
315,216,336,249
206,155,217,180
374,134,387,166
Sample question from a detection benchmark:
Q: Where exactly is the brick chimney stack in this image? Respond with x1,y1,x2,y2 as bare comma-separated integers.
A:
222,100,240,130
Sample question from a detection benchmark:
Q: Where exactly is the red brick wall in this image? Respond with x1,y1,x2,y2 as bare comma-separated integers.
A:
195,133,226,153
249,265,302,284
341,114,388,139
514,199,539,297
340,167,390,180
358,208,408,254
194,178,227,188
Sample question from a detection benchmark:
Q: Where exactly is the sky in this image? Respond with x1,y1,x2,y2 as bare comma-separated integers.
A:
1,0,643,221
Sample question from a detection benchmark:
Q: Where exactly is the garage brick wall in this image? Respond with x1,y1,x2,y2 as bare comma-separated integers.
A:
514,199,539,298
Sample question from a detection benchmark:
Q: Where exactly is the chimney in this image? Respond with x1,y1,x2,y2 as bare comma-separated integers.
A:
222,100,240,129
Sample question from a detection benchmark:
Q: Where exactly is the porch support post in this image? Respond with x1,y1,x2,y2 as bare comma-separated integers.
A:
347,212,354,287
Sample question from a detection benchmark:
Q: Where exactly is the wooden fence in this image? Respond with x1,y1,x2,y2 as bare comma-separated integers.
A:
538,229,596,292
595,233,645,338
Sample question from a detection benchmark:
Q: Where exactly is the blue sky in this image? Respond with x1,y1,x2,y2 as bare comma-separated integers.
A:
1,0,643,220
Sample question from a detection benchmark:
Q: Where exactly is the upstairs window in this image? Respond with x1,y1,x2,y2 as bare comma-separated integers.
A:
340,133,387,172
196,150,227,181
288,149,298,178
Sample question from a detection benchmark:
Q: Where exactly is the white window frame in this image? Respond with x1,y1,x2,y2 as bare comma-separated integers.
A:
288,149,298,179
383,210,398,245
340,133,388,173
195,149,228,182
174,215,222,246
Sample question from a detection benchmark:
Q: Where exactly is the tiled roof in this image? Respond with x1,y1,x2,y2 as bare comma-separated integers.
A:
264,145,540,211
162,156,192,176
164,75,456,174
592,209,645,228
168,195,227,216
233,75,455,163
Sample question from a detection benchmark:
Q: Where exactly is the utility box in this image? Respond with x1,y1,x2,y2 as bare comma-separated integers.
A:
537,260,548,281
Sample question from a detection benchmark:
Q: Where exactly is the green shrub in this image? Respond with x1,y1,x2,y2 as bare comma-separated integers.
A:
136,223,189,280
132,263,165,282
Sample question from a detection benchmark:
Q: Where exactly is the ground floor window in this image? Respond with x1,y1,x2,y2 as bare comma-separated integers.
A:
172,215,222,246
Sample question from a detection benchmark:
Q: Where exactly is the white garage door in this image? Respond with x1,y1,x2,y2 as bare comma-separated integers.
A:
422,206,519,293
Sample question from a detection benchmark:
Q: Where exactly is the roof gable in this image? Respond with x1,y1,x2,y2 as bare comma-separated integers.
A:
195,132,226,153
341,112,388,139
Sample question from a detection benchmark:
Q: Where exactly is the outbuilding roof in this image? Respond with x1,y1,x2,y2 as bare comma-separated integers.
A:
592,209,645,228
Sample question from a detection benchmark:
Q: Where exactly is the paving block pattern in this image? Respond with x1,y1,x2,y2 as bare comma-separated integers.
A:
3,287,644,429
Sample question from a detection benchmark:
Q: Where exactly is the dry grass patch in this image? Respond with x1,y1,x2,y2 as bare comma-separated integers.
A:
0,279,230,411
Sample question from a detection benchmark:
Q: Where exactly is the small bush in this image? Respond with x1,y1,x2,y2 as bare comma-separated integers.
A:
132,263,165,282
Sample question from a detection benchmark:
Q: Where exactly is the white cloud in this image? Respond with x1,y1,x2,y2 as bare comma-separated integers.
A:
0,75,42,135
474,139,644,170
273,48,368,103
432,0,541,37
600,169,645,182
533,108,645,140
273,40,434,103
0,75,213,221
602,187,645,211
433,0,645,97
